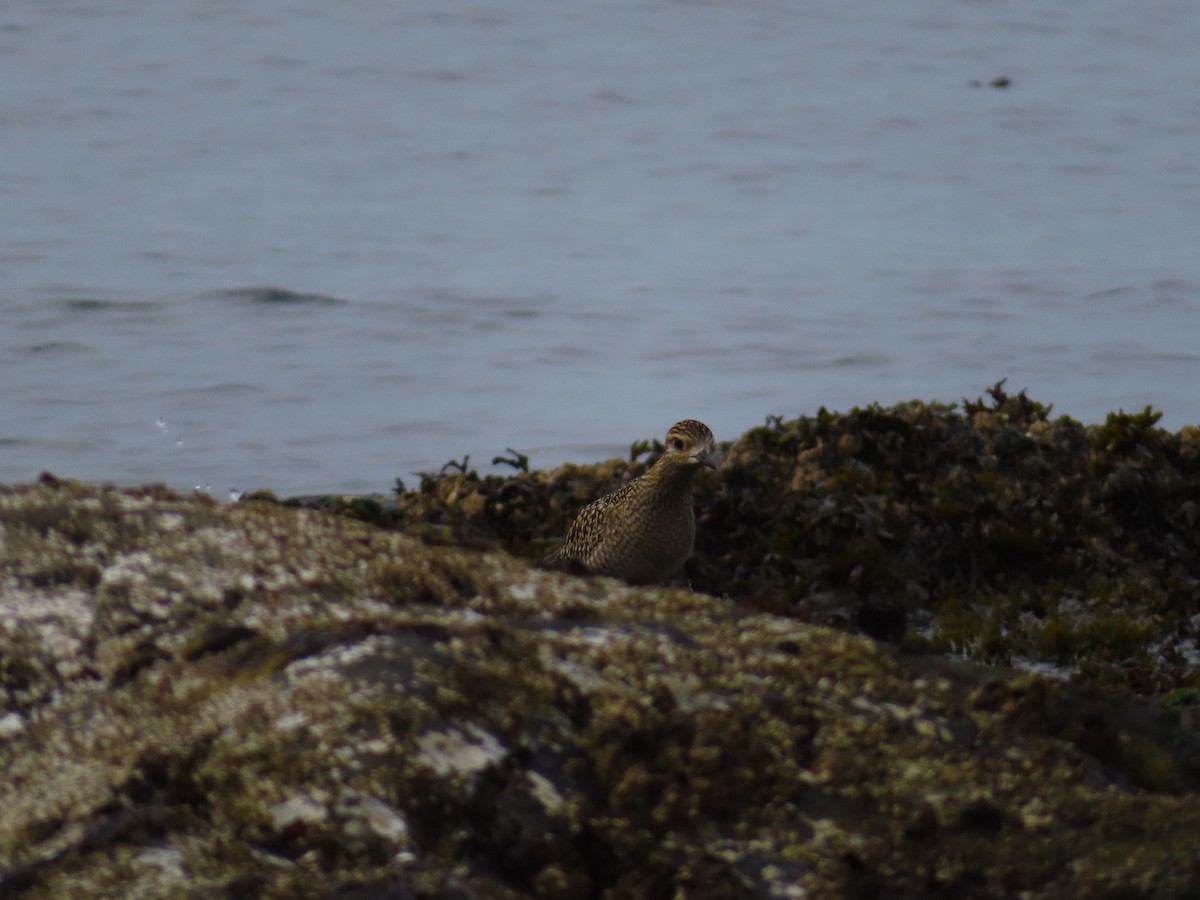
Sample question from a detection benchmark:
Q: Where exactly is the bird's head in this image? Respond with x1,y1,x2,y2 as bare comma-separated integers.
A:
662,419,717,469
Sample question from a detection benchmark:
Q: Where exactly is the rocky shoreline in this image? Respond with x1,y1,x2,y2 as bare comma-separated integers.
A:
2,386,1198,898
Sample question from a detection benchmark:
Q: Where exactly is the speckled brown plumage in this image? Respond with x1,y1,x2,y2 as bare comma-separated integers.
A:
554,419,716,584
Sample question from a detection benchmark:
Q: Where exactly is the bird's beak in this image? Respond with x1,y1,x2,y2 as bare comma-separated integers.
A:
693,449,717,469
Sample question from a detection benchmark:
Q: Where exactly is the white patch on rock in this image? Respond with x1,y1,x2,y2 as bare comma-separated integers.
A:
414,724,506,779
537,648,611,695
527,771,566,815
157,513,185,532
100,551,156,589
506,580,539,602
270,795,328,831
275,711,308,731
357,797,410,842
0,711,27,739
134,846,187,881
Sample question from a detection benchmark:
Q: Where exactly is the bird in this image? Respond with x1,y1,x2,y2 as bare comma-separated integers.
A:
553,419,716,584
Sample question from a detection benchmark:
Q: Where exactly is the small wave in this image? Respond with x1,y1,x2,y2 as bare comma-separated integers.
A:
54,298,156,314
14,340,90,355
206,287,349,307
160,382,261,398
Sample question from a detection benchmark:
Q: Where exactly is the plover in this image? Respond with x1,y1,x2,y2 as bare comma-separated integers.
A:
554,419,716,584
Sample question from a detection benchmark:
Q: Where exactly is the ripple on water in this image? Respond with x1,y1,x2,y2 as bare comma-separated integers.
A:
202,287,350,307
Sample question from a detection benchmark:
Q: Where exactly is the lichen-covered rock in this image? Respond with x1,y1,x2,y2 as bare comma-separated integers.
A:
2,472,1200,898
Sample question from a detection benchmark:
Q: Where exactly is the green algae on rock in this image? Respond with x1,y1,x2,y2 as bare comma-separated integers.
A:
2,467,1200,898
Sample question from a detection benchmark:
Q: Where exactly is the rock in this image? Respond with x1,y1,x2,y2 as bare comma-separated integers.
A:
2,470,1200,898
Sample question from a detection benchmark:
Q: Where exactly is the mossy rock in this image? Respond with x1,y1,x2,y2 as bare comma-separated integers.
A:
2,472,1200,898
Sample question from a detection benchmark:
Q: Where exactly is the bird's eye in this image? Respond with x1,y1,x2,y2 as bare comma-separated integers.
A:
669,438,685,451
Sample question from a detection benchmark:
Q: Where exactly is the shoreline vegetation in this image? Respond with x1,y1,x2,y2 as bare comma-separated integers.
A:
2,383,1198,897
295,381,1200,699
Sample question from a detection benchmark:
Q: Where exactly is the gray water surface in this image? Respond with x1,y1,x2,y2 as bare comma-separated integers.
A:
3,0,1199,495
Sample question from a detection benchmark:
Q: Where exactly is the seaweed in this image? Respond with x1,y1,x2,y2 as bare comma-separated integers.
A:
356,387,1200,697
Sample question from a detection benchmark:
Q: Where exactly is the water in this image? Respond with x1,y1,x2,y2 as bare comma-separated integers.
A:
3,0,1199,496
